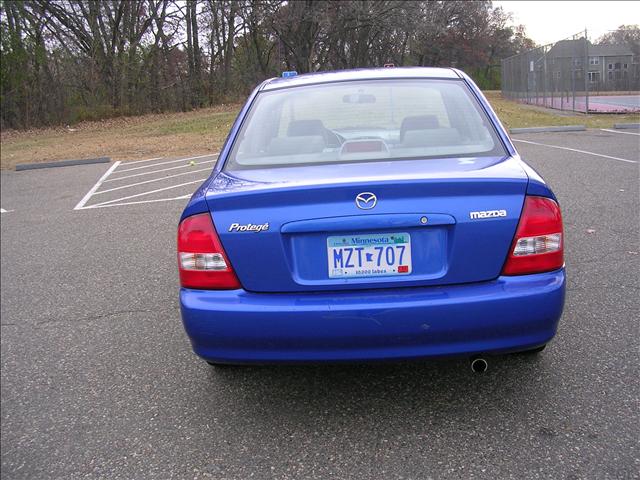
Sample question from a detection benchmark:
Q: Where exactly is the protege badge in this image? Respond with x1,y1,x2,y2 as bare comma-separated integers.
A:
469,210,507,219
228,222,269,233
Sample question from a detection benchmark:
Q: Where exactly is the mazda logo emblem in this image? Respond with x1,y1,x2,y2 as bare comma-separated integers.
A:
355,192,377,210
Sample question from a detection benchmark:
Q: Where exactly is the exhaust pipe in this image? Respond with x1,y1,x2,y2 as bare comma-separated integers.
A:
470,356,488,373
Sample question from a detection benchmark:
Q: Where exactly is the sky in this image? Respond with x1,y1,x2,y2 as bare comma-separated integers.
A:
493,1,636,45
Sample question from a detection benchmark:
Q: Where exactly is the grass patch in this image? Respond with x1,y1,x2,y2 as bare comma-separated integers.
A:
1,92,638,170
0,105,242,170
125,110,238,136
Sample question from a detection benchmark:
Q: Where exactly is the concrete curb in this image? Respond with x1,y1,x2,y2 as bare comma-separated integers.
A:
15,157,111,171
509,125,586,134
613,123,640,129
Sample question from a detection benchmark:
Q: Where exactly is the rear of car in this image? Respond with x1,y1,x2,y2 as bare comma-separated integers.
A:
177,68,565,364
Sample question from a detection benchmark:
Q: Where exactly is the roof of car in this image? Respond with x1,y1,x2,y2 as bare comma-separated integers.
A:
261,67,461,91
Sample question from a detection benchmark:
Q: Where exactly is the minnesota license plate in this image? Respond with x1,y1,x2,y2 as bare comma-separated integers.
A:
327,232,412,278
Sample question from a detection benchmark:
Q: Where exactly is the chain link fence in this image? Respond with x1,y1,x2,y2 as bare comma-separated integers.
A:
502,30,640,113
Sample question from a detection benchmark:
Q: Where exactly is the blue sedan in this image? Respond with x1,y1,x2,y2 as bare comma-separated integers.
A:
177,67,565,371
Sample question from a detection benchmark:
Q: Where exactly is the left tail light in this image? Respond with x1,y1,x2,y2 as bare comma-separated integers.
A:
177,213,241,289
502,196,564,275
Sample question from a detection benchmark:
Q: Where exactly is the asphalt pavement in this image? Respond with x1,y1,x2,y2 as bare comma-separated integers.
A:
1,129,639,479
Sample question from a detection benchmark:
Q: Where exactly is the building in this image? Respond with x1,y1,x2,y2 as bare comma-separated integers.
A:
546,39,637,91
587,44,636,91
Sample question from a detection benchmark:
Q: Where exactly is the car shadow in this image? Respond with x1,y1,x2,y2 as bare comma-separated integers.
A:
198,352,557,431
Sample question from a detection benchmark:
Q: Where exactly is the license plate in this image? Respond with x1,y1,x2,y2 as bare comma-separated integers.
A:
327,232,412,278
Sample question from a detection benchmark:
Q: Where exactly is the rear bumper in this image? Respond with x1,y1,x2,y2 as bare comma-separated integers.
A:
180,269,565,363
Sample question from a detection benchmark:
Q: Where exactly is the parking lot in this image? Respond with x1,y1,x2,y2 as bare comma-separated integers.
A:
72,153,219,211
1,128,639,479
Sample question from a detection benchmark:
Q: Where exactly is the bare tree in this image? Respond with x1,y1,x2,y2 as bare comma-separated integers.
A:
1,0,538,129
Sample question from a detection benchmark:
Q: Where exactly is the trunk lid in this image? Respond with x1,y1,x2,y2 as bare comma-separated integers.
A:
206,156,528,293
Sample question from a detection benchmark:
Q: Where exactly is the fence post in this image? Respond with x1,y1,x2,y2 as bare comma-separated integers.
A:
529,53,539,105
544,49,548,108
584,29,589,113
513,59,516,100
572,58,576,112
561,67,563,111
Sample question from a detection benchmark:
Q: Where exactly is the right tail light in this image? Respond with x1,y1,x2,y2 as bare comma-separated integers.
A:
502,196,564,275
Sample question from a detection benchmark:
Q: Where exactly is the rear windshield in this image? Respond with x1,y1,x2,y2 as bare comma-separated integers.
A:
225,79,505,171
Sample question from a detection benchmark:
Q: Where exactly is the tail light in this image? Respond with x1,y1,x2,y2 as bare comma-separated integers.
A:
177,213,240,289
502,196,564,275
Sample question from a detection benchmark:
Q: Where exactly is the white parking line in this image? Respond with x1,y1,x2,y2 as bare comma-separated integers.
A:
114,154,215,174
73,161,122,210
121,156,164,165
93,168,212,195
102,159,215,183
81,195,192,209
513,139,637,164
1,208,13,214
75,154,218,210
86,178,208,208
600,128,640,136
